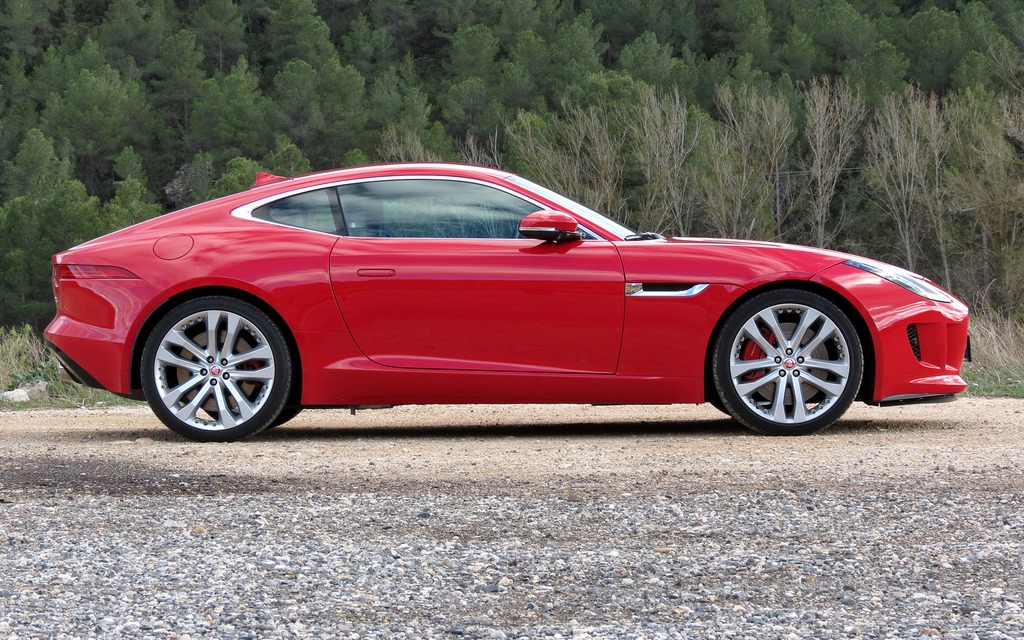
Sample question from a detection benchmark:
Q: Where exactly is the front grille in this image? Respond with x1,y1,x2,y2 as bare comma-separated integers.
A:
907,324,921,361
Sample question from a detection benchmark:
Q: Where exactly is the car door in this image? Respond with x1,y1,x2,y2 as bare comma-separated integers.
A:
328,177,625,374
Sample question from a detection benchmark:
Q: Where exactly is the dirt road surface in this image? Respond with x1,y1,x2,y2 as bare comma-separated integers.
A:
1,399,1022,638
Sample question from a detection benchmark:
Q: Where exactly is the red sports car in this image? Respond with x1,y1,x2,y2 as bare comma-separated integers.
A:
45,163,970,441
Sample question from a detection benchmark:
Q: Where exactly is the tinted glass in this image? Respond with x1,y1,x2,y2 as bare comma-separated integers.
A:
336,179,540,239
253,189,338,234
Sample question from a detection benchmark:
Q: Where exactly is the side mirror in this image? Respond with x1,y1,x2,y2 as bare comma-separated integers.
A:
519,210,583,243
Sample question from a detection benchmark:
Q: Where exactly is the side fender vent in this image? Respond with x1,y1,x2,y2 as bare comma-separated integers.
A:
906,324,921,361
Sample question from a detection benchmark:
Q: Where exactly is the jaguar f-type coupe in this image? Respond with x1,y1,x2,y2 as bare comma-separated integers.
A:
45,163,970,441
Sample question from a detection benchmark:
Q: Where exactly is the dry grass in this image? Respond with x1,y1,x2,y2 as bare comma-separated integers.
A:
962,313,1024,397
0,325,131,407
0,325,51,391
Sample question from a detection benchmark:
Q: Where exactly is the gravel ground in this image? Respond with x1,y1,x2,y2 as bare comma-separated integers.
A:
1,399,1022,639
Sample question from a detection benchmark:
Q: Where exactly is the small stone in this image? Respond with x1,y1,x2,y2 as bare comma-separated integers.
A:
1,389,30,403
22,381,49,401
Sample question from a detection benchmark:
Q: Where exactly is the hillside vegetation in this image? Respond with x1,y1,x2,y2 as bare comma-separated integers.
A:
2,0,1024,332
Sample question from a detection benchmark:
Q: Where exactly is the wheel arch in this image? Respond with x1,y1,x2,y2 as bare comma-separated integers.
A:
129,286,303,405
702,280,876,406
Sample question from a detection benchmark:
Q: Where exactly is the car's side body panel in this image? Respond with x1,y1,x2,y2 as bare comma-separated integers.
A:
329,237,626,374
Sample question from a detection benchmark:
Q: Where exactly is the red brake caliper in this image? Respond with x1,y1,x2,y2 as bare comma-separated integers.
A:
741,326,776,381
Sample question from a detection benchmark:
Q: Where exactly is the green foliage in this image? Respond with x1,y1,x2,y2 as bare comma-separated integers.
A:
192,0,245,74
39,65,161,196
211,156,263,198
0,0,60,63
189,58,272,164
3,0,1024,330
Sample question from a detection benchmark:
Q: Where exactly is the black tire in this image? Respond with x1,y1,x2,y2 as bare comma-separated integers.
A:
266,406,303,429
141,296,293,442
712,289,863,436
706,391,729,416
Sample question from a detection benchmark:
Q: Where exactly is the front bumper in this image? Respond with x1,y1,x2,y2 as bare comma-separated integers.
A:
813,263,970,403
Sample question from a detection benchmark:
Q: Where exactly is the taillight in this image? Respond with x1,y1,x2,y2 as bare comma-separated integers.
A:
55,265,138,280
53,264,139,299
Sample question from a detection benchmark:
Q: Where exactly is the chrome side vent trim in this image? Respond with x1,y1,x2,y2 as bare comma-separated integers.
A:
625,283,709,297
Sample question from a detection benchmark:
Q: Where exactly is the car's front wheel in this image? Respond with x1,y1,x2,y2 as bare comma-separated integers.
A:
713,289,863,435
141,297,293,442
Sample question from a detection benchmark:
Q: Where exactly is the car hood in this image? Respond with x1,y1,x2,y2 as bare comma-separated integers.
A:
615,237,860,287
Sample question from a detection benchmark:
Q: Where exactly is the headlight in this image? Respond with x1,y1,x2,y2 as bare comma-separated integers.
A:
844,259,952,303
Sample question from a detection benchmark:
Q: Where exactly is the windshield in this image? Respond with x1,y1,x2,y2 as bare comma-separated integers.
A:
505,175,636,240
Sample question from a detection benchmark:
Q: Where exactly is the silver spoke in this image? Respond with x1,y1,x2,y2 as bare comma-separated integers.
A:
230,364,276,383
205,310,224,362
730,358,776,379
226,344,273,368
790,307,822,350
155,346,203,374
800,370,847,398
757,309,790,349
163,330,209,362
223,379,258,422
790,378,808,423
173,384,213,424
740,318,778,356
802,357,850,378
798,316,840,356
735,374,779,398
770,376,790,422
160,373,205,408
221,313,245,360
211,383,239,429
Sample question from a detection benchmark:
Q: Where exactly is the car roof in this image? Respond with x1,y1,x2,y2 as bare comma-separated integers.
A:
249,163,515,193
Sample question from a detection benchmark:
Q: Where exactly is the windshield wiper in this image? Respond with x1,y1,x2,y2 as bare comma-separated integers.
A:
624,231,665,241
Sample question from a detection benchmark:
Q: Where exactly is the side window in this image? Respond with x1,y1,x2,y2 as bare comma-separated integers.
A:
336,179,540,239
253,188,338,234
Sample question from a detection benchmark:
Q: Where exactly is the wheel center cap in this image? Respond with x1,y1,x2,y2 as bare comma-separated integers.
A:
210,365,223,377
783,358,797,370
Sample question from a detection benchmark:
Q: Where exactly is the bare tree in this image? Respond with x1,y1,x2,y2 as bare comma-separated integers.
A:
377,127,443,163
989,18,1024,95
1004,91,1024,147
864,89,926,271
693,85,795,240
801,77,865,248
946,91,1024,311
623,87,701,235
506,106,629,224
457,131,502,168
917,92,954,291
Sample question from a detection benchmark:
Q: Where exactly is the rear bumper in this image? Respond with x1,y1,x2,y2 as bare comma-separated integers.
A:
46,341,104,390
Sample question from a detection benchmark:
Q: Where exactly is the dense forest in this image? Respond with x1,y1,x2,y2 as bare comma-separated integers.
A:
1,0,1024,328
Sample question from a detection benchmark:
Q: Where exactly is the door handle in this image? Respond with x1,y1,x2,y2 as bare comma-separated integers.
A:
356,268,396,278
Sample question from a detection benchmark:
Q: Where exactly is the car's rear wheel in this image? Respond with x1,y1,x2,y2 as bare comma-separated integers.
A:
713,289,863,435
141,297,292,442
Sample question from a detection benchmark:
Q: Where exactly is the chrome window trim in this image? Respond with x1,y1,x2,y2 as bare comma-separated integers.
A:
231,175,609,241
